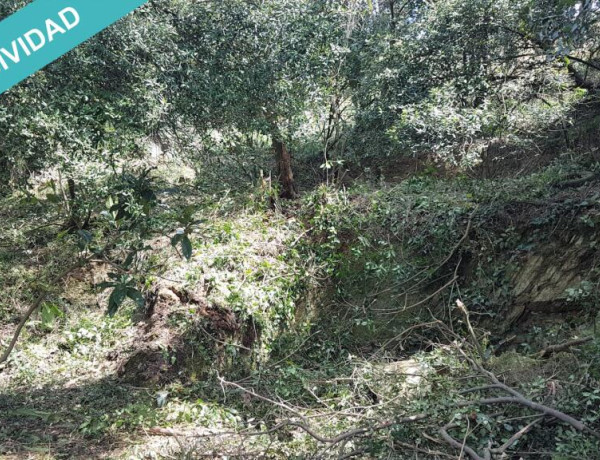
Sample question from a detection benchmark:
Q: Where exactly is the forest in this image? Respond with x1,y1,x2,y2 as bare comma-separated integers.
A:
1,0,600,458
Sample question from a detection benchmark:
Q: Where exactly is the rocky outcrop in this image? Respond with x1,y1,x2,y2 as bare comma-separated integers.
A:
503,231,598,331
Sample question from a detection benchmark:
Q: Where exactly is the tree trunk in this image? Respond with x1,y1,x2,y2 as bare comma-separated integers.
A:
272,136,297,199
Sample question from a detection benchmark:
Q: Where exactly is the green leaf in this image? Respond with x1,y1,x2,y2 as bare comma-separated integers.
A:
171,233,183,247
46,193,61,204
97,281,116,291
123,252,135,269
56,229,70,240
181,235,193,261
107,285,127,316
40,302,64,330
127,288,145,309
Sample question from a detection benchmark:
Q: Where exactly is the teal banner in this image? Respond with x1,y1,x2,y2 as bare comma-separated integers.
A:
0,0,149,94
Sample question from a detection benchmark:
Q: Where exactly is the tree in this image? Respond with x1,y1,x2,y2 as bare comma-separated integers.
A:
347,0,600,165
157,0,343,198
0,3,177,187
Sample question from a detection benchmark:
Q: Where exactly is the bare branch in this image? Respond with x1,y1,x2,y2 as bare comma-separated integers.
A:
455,397,600,440
490,416,543,454
439,422,489,460
536,336,594,358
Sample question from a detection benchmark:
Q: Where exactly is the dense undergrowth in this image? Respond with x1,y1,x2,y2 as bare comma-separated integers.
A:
1,154,600,459
2,0,600,458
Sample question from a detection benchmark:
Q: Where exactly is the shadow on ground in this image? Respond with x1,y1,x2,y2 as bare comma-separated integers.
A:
0,376,153,459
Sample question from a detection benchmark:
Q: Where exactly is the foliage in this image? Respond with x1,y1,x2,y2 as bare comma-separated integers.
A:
2,0,600,458
348,0,599,163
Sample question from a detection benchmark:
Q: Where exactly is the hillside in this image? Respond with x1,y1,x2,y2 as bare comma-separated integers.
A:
1,153,600,458
2,1,600,459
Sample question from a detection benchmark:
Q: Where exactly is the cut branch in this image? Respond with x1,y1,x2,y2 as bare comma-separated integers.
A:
490,416,543,455
455,397,600,440
452,342,600,443
439,422,489,460
554,173,600,189
536,337,593,358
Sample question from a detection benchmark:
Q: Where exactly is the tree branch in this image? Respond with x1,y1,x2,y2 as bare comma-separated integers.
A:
439,422,490,460
490,416,543,455
536,336,593,358
566,55,600,74
455,397,600,440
